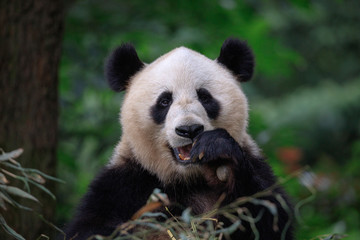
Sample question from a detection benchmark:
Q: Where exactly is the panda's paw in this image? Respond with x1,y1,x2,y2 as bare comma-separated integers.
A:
190,128,244,165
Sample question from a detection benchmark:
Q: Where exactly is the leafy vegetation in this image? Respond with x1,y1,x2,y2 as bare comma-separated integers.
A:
0,149,64,239
88,186,295,240
57,0,360,239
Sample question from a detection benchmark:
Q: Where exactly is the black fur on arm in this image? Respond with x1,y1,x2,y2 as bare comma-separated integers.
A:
191,129,294,239
64,161,160,240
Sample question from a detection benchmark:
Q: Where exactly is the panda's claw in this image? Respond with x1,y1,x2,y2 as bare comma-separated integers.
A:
198,151,204,160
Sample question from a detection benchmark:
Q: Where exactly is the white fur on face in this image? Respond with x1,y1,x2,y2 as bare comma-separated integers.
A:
110,47,254,183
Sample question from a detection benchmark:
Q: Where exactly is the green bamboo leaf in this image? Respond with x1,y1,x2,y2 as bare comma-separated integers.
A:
0,191,16,207
1,191,34,211
25,168,65,183
0,172,9,184
0,148,23,161
0,185,38,202
0,196,6,210
214,220,241,235
0,215,25,240
34,213,66,238
1,162,65,183
138,212,167,219
1,169,31,193
28,179,56,200
181,207,192,224
29,173,46,184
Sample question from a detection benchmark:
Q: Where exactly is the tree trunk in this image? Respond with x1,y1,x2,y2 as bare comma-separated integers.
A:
0,0,64,238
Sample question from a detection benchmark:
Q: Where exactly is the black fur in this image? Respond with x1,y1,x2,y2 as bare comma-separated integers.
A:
217,38,255,82
65,129,294,240
150,91,173,124
105,43,144,92
197,88,221,119
64,161,160,239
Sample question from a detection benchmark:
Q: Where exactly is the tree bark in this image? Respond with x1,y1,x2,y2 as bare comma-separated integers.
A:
0,0,64,238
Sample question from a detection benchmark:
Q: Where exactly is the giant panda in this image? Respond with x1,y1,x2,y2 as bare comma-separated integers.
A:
65,38,294,239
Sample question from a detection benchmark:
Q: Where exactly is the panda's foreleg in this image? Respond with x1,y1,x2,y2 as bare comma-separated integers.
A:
64,164,160,240
191,128,294,240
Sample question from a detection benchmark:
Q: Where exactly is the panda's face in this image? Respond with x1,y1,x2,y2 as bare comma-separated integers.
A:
118,47,249,183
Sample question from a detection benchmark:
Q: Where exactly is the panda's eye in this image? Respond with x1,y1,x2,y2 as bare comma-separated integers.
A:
151,91,173,124
156,91,172,108
197,88,212,104
159,98,171,107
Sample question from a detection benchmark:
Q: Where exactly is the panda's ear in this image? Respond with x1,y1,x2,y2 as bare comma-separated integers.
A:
105,43,145,92
216,38,255,82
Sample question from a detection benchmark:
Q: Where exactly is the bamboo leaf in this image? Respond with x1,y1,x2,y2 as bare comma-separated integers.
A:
28,179,56,200
138,212,167,219
0,191,16,207
1,169,31,193
0,215,26,240
1,162,65,183
29,173,46,184
0,172,9,184
0,196,6,210
0,148,23,161
25,168,65,183
214,220,241,235
1,190,35,211
0,185,38,202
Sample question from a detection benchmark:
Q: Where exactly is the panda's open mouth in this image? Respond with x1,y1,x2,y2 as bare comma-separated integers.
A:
172,144,193,164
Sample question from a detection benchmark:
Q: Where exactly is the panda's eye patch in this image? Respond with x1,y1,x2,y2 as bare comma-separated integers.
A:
197,88,220,120
197,88,213,103
151,91,172,124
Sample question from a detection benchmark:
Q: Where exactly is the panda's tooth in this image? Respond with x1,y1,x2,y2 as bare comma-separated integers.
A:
199,152,204,160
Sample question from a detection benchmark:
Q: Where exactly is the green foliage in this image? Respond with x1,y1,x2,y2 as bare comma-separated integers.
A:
0,149,64,240
253,79,360,164
58,0,360,238
250,0,360,97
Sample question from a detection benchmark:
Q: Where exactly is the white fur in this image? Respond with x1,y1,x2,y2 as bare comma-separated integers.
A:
109,47,260,183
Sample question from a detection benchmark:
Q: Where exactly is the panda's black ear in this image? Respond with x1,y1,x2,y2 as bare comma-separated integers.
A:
217,38,255,82
105,43,145,91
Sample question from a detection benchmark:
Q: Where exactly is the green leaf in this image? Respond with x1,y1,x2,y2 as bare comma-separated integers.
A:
0,172,9,184
0,185,38,202
0,149,23,161
0,215,25,240
1,162,65,183
214,220,241,235
181,207,192,224
0,196,6,210
28,179,56,200
0,191,16,207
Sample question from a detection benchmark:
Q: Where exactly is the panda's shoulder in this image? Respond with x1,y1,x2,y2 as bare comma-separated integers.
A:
85,161,161,203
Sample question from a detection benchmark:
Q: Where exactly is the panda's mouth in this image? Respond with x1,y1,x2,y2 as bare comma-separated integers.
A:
172,144,193,164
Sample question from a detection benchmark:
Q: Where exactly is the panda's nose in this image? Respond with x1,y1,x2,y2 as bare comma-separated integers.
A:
175,124,204,139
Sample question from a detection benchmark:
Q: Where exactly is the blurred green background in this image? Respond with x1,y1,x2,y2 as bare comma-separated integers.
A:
57,0,360,239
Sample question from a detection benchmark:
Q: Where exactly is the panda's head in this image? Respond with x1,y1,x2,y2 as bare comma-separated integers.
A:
105,38,256,183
